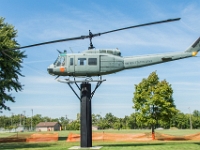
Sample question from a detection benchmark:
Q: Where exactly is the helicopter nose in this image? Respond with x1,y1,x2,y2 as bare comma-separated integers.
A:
47,64,54,75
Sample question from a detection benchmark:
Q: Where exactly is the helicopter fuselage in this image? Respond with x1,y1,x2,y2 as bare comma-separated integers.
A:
47,37,200,77
48,49,124,77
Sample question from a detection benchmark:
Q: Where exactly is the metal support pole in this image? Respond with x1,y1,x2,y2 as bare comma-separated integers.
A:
57,77,105,148
80,82,92,147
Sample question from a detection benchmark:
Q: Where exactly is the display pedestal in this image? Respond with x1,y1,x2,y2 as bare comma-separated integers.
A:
58,78,105,149
80,83,92,147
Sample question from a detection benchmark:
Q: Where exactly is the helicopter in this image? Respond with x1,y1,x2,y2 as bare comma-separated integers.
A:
16,18,199,79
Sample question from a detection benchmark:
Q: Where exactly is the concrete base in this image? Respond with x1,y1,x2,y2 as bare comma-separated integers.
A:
69,146,102,150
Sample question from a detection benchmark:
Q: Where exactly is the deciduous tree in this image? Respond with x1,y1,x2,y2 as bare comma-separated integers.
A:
133,71,178,135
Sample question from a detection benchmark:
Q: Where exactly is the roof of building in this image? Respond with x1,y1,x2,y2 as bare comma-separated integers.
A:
36,122,60,127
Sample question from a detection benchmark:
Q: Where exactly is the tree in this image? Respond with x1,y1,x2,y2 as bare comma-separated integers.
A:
104,112,117,129
192,110,200,129
0,17,26,111
96,117,107,129
193,110,200,117
133,71,178,138
126,113,137,129
59,116,69,130
173,112,189,129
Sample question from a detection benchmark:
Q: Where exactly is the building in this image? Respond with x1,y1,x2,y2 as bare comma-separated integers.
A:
92,126,98,130
36,122,61,131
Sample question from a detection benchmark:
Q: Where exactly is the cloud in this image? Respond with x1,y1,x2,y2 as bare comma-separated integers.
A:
181,4,200,28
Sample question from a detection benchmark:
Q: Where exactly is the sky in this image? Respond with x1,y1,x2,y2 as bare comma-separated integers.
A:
0,0,200,120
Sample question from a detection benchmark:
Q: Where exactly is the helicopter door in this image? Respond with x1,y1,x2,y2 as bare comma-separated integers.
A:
74,56,99,75
87,57,99,73
68,56,75,74
74,56,87,74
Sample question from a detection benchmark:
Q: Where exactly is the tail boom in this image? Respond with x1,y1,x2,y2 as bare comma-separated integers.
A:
124,37,200,69
124,51,192,69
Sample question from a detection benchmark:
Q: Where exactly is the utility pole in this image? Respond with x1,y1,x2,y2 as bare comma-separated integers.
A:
31,109,33,131
20,114,22,126
10,113,12,127
23,111,26,130
65,115,67,130
188,107,193,129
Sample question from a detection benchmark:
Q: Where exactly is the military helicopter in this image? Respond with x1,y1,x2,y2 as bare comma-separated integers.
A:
17,18,199,79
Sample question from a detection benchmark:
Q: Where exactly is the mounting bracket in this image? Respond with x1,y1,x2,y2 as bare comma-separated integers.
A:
57,77,106,102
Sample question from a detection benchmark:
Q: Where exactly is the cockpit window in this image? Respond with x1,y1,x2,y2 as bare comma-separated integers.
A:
54,56,65,66
61,57,65,66
54,57,59,65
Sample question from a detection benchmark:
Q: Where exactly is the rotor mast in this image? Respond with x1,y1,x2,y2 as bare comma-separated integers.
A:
89,30,95,49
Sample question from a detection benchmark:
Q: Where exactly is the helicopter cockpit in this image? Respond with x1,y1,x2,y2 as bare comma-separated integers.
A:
54,53,66,67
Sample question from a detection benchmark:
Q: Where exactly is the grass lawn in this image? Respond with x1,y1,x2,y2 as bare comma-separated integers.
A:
0,129,200,150
0,141,200,150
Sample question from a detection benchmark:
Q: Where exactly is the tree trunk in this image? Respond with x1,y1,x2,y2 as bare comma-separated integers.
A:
152,124,155,140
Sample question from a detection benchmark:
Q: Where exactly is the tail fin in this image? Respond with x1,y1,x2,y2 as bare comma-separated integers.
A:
185,37,200,56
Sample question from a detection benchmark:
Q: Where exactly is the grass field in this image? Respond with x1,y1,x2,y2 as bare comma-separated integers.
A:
0,129,200,150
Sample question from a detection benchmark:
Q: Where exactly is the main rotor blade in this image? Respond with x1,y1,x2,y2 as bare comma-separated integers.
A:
94,18,181,36
16,18,180,50
18,35,90,50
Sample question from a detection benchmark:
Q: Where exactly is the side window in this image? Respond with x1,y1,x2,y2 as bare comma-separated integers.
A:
78,58,87,65
70,58,73,65
88,58,97,65
100,50,106,53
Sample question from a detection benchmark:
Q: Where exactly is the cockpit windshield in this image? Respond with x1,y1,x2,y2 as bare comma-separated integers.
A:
54,56,65,66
